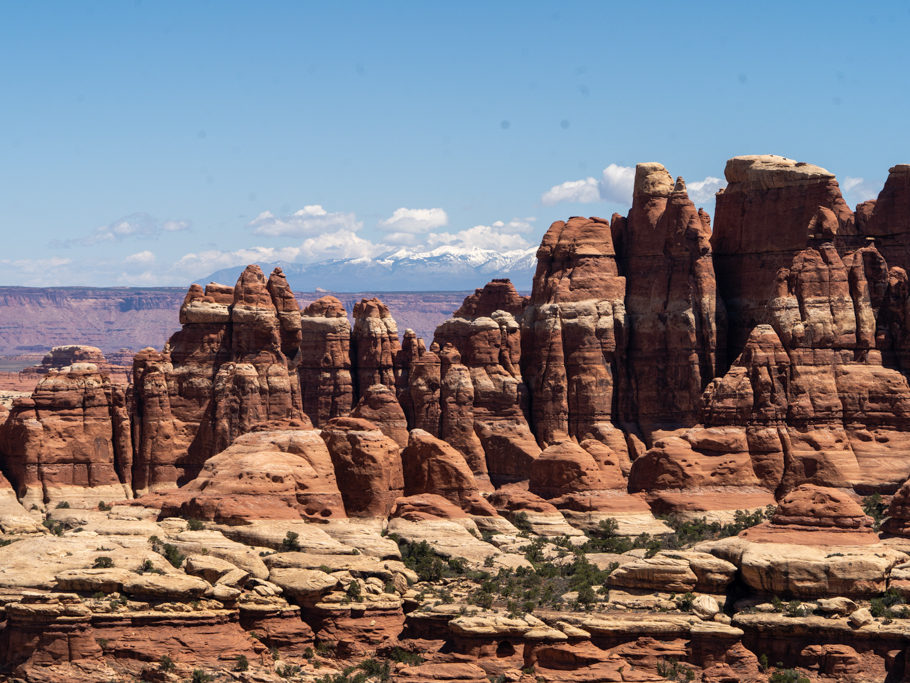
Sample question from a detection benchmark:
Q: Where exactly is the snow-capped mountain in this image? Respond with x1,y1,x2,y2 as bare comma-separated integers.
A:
203,244,538,292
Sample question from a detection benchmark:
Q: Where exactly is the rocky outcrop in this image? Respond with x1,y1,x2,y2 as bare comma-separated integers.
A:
351,298,400,398
130,266,309,493
400,429,497,517
350,383,409,447
142,429,346,523
619,163,725,433
299,295,353,427
320,417,404,518
521,217,627,446
701,243,910,495
0,364,132,508
434,280,540,486
711,155,856,358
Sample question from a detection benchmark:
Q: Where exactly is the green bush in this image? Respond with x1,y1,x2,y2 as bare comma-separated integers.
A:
159,654,175,672
862,494,886,531
97,501,112,511
280,531,301,552
769,669,810,683
55,500,70,509
191,670,214,683
92,556,114,569
234,654,249,671
186,517,204,531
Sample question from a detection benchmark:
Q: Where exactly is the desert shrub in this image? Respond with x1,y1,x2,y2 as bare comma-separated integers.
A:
280,530,301,552
769,669,810,683
92,556,114,569
386,646,423,664
186,517,204,531
862,494,887,531
159,655,175,672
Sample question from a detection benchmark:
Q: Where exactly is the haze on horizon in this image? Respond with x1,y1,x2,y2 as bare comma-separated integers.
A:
1,0,908,288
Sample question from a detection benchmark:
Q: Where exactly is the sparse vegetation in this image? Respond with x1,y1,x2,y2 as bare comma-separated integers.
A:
277,663,302,678
345,580,362,602
186,517,204,531
92,556,114,568
385,646,423,664
97,501,112,511
870,588,909,619
149,535,186,567
280,530,301,552
158,654,175,672
862,494,887,531
234,654,249,671
656,659,695,681
55,500,70,509
768,668,810,683
191,669,214,683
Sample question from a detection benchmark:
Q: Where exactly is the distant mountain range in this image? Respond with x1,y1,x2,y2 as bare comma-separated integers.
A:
204,245,538,292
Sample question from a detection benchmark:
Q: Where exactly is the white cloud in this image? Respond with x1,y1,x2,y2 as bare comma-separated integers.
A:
599,163,636,204
125,250,155,264
541,163,635,206
425,224,534,252
542,164,724,208
541,177,601,205
842,176,879,205
686,176,725,204
248,205,361,236
379,207,448,233
56,212,191,247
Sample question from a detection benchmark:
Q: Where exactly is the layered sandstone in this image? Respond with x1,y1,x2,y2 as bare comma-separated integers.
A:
619,163,725,433
320,417,404,518
145,429,346,523
0,364,132,508
434,280,540,485
299,295,353,427
711,155,856,358
351,298,400,398
521,216,627,445
130,266,309,493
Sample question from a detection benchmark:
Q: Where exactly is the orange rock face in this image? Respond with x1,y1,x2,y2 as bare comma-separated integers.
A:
147,429,346,523
0,364,132,508
130,266,310,493
351,297,400,398
400,429,497,516
434,280,540,486
522,216,626,445
619,164,725,433
320,417,404,518
299,295,353,427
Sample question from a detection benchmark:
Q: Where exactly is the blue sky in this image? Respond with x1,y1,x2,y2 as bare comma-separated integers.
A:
1,0,908,287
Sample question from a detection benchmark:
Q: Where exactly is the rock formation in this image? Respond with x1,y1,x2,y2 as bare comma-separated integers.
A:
434,280,540,486
320,417,404,517
299,295,353,426
711,155,856,358
130,266,310,493
0,364,132,508
620,163,725,432
351,297,400,398
146,429,346,523
522,216,627,446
